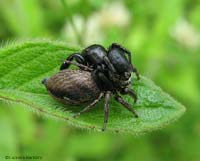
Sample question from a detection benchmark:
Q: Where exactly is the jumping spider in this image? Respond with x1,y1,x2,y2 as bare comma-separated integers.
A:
43,43,140,131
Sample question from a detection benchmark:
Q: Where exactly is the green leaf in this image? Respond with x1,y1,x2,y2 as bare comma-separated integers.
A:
0,40,185,134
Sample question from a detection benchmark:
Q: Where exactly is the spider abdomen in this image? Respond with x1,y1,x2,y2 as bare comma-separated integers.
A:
43,69,101,104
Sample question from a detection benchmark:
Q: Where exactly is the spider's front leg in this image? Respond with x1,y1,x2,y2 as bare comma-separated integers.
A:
121,87,138,103
109,43,140,80
132,66,140,80
115,95,138,117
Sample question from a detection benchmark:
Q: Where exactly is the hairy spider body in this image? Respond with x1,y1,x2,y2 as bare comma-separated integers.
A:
42,70,101,104
43,43,140,131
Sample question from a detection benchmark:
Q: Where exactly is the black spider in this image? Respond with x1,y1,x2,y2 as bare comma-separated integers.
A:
60,43,139,80
43,43,140,131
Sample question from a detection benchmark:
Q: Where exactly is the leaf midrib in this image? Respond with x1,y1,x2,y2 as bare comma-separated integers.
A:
0,88,170,109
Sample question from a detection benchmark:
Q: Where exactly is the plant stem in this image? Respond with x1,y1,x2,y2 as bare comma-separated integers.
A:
60,0,84,46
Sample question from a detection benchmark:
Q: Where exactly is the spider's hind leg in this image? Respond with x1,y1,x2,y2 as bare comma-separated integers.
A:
121,88,138,104
60,53,89,71
62,60,92,72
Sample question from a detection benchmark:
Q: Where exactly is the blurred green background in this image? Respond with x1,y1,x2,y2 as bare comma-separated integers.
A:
0,0,200,161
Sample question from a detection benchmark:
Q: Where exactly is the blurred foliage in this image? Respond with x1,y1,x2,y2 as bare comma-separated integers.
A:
0,0,199,161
